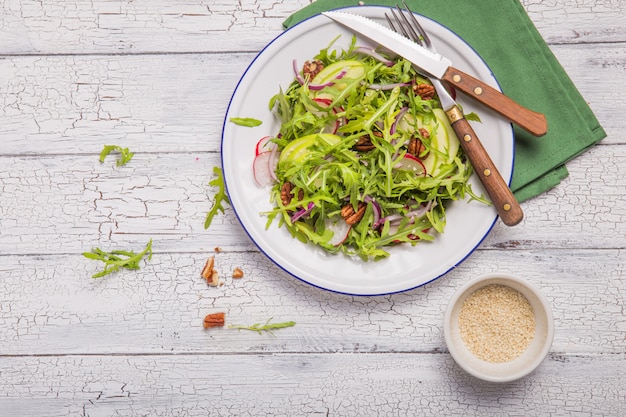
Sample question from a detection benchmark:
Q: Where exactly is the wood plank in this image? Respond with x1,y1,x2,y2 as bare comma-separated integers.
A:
0,143,623,255
0,0,313,55
521,0,626,45
0,353,624,416
0,43,623,158
0,53,243,155
0,248,623,355
0,1,623,56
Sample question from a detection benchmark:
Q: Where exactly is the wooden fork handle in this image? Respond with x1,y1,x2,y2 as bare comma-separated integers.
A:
445,106,524,226
442,67,548,137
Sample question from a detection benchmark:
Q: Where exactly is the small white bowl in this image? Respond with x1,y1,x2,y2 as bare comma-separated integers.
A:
444,273,554,382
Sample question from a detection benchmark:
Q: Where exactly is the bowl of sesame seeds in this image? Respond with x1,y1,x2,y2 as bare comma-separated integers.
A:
444,272,554,382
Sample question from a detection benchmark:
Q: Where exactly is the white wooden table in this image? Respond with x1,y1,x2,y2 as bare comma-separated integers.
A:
1,1,624,415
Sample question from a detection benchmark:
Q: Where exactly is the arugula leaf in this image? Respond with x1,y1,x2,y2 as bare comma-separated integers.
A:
99,145,134,166
229,318,296,335
229,117,262,127
465,112,482,122
83,239,153,278
261,37,484,260
204,166,231,229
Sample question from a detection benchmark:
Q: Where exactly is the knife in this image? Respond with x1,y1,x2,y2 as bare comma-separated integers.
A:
322,10,548,137
324,9,524,226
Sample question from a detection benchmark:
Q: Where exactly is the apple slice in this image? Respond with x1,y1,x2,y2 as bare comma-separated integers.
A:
310,60,366,103
278,133,342,164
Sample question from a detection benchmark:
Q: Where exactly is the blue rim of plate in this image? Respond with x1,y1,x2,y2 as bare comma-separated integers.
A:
220,6,515,296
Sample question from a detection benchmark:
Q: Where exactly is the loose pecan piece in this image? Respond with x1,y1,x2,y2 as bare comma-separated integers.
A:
413,83,435,100
341,202,367,225
203,312,225,329
201,256,220,287
232,267,244,279
303,59,325,80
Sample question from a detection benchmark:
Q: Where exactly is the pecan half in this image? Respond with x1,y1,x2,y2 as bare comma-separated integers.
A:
303,59,324,80
408,137,429,158
413,83,435,100
280,182,303,207
341,202,367,225
203,312,225,329
353,136,375,152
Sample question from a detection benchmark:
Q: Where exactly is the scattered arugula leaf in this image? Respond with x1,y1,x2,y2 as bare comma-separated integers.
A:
229,318,296,335
83,239,153,278
99,145,134,166
465,112,482,123
229,117,262,127
204,166,231,229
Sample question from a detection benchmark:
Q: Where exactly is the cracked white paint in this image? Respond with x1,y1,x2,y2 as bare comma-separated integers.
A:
0,0,625,416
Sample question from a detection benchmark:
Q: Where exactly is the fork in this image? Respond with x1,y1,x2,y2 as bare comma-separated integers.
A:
386,3,523,226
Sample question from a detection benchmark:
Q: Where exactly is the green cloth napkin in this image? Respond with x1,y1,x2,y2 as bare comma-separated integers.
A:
284,0,605,202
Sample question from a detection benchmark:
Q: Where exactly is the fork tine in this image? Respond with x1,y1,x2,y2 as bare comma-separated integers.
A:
384,13,399,33
394,5,424,46
400,1,433,49
387,8,411,40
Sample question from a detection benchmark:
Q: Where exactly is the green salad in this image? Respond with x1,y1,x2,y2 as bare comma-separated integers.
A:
252,37,485,260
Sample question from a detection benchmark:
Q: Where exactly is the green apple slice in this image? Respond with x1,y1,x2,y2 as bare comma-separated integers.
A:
279,133,342,164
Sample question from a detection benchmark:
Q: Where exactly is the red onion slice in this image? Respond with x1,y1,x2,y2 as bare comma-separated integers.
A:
354,46,394,66
291,202,315,222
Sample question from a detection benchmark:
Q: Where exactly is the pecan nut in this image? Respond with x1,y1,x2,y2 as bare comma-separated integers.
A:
203,312,225,329
353,136,375,152
302,59,325,80
413,83,435,100
201,256,221,287
341,202,367,225
408,137,429,158
280,182,303,207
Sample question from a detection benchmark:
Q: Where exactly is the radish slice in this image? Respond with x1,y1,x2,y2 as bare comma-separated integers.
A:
253,151,274,187
255,136,276,156
268,145,279,181
326,218,351,246
395,154,427,176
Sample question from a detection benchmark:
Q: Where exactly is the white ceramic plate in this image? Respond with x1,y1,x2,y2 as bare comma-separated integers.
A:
221,6,514,296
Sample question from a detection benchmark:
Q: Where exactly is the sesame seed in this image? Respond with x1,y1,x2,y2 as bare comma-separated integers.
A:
458,284,536,363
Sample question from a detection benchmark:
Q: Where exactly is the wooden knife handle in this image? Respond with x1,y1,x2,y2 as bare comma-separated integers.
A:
445,106,524,226
442,67,548,137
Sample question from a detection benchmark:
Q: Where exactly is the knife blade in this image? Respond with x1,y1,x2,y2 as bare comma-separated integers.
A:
322,10,547,137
